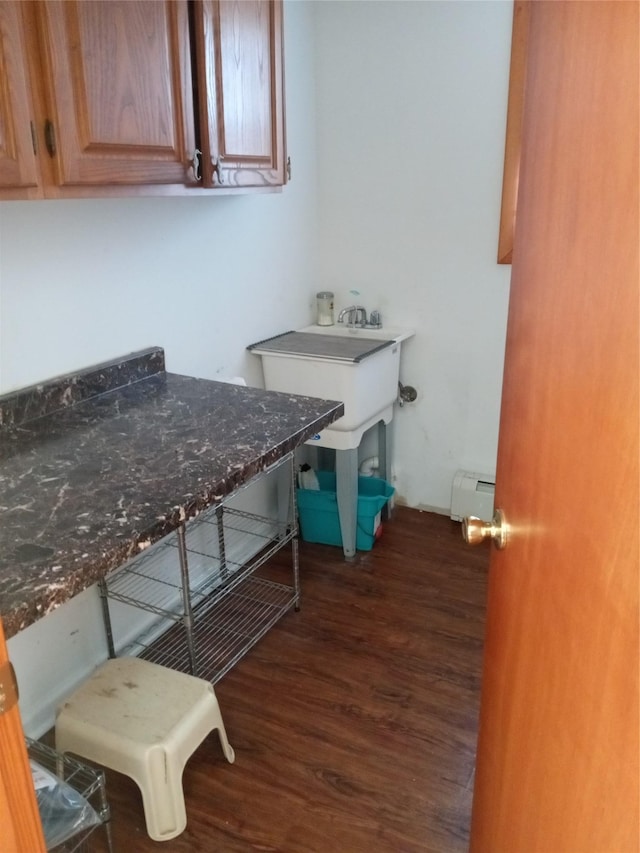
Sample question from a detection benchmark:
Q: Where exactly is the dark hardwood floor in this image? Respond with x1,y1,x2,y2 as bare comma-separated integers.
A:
76,508,489,853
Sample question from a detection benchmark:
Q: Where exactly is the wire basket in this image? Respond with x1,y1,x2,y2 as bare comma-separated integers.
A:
26,737,112,852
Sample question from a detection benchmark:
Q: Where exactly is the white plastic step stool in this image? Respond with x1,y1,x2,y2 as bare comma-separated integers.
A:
55,657,235,842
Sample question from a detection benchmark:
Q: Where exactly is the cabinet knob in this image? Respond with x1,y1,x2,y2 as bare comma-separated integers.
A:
44,120,56,157
191,149,202,182
213,156,225,185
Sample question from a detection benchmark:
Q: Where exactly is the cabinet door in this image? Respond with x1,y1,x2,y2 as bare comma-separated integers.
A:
195,0,287,188
37,0,198,190
0,2,42,197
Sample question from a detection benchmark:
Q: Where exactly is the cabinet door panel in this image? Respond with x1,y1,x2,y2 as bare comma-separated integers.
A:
219,0,271,158
40,0,197,188
197,0,286,188
0,2,41,195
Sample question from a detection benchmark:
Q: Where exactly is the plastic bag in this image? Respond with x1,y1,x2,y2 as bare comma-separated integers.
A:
298,463,320,490
30,759,100,850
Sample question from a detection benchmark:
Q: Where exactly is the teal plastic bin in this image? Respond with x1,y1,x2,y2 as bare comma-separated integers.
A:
296,471,395,551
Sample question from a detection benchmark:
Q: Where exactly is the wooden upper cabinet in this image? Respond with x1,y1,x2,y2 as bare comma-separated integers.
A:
35,0,199,191
194,0,287,188
0,0,287,199
0,3,42,198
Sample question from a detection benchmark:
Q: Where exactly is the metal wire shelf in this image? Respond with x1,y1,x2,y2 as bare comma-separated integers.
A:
99,452,299,685
105,507,294,618
132,574,297,683
26,737,112,853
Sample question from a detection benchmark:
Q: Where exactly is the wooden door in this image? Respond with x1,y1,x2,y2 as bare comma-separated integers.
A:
0,620,46,853
194,0,287,188
470,2,639,851
34,0,198,190
0,2,42,198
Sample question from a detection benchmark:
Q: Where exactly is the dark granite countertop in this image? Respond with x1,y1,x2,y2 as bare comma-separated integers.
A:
0,347,343,638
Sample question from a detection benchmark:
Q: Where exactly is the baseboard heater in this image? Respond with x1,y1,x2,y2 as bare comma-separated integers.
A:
450,470,495,522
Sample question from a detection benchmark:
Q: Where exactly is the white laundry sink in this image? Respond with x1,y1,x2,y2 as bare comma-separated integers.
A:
248,325,414,450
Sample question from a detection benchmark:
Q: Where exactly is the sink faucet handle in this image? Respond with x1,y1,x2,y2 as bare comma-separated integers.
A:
337,305,357,324
369,310,382,328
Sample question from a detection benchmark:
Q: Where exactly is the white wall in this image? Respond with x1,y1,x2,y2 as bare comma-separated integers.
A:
1,0,513,733
312,0,513,510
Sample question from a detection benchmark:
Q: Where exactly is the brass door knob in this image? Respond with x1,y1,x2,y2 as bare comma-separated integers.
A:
462,509,509,550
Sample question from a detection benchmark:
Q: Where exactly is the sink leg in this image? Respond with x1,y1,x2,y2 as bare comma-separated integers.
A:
378,420,393,520
336,448,359,559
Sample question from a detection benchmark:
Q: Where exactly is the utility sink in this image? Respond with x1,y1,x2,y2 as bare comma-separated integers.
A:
248,325,415,450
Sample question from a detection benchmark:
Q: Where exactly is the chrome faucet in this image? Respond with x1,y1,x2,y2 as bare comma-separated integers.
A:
337,305,367,327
